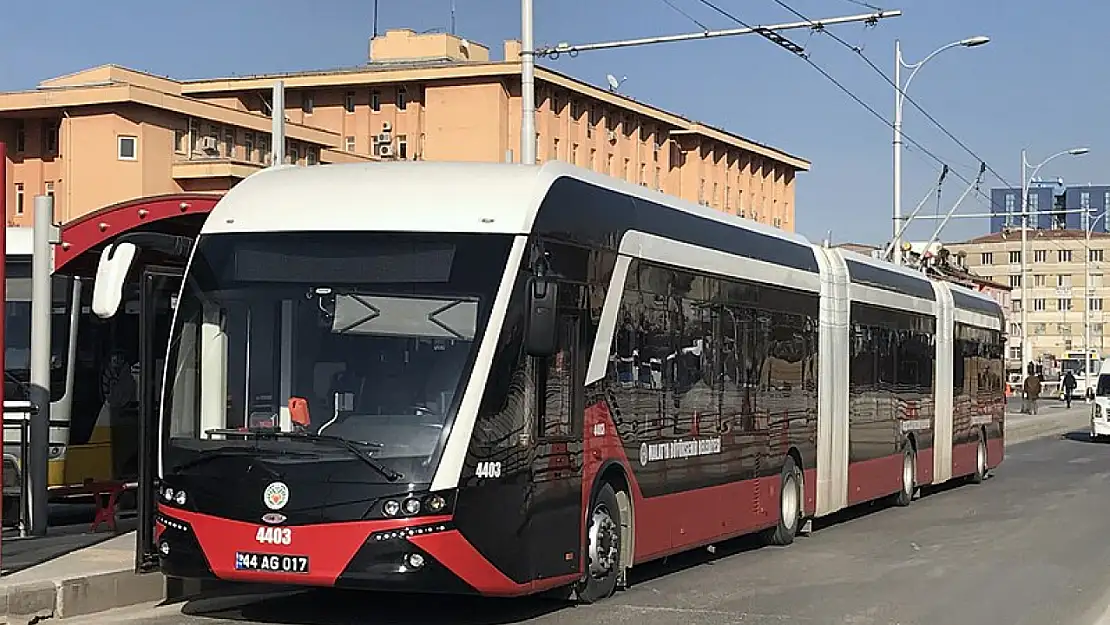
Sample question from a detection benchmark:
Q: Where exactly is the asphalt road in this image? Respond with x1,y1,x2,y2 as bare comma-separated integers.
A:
88,403,1110,625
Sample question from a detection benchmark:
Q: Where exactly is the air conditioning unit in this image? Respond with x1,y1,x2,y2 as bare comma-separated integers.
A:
378,144,394,157
607,130,617,143
381,121,392,132
376,133,391,144
200,136,218,152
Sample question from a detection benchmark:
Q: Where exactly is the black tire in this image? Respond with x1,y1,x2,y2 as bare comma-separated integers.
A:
969,434,987,484
762,456,802,547
574,483,622,604
893,443,915,507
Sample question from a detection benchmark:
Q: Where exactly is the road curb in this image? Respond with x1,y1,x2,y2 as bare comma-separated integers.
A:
0,569,165,623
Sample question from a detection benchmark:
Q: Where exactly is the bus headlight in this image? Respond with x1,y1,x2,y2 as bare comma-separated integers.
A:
382,500,400,517
162,487,175,502
174,490,187,506
425,494,446,513
402,498,421,516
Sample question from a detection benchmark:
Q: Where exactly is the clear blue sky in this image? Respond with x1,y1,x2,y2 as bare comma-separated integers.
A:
1,0,1106,246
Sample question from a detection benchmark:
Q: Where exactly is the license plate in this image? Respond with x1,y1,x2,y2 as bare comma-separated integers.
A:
234,551,309,574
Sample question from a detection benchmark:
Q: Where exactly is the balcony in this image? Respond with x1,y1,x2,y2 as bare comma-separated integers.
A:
171,157,263,181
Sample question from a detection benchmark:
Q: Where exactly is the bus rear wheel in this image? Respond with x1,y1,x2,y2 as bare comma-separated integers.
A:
575,482,622,604
970,435,987,484
893,443,915,507
763,456,802,547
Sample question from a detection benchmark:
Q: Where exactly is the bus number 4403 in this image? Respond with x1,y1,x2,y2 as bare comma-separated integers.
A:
475,461,502,479
256,527,292,545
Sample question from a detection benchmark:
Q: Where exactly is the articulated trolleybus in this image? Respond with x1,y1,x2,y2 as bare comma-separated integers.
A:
92,161,1004,602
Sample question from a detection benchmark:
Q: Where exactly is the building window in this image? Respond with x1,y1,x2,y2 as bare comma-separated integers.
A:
1091,249,1104,262
1092,274,1104,288
287,145,299,164
1058,323,1072,335
552,138,559,160
396,87,408,110
302,93,314,114
224,129,235,158
45,182,54,199
981,252,993,264
43,122,59,154
259,138,270,165
1012,300,1021,312
1082,191,1091,209
370,90,381,112
1009,346,1021,360
174,129,188,154
1005,193,1015,212
1009,250,1021,263
1058,274,1072,288
397,135,408,160
571,143,579,165
14,121,25,153
117,135,138,161
552,94,561,115
345,136,355,152
1090,298,1103,311
1105,192,1110,215
244,133,255,162
1059,298,1073,311
1034,249,1047,262
1009,275,1022,288
306,147,319,166
1029,194,1039,211
1059,249,1072,262
14,183,23,215
1032,274,1046,287
655,167,661,190
1033,298,1046,311
345,91,356,113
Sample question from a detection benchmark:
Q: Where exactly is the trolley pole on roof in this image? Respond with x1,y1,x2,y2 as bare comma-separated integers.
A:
520,0,536,165
272,80,285,168
29,195,57,537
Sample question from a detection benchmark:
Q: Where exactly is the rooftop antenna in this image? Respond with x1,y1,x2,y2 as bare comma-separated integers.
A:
373,0,379,37
606,74,628,92
451,0,457,35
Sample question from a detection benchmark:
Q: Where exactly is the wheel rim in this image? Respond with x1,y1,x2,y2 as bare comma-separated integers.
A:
587,504,619,578
781,473,799,530
977,440,986,475
903,452,914,496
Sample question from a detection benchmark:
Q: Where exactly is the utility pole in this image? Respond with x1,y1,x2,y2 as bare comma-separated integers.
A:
29,195,57,537
271,80,285,168
520,0,536,165
0,140,6,561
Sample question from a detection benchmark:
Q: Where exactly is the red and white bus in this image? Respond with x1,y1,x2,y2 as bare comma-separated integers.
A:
91,161,1005,602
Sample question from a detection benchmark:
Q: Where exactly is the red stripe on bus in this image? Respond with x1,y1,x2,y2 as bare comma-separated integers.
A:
408,530,579,596
160,505,450,586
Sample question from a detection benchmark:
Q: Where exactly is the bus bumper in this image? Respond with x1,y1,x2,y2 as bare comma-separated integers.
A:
154,508,570,597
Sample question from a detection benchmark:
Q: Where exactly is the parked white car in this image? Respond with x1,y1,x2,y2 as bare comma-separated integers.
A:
1090,358,1110,440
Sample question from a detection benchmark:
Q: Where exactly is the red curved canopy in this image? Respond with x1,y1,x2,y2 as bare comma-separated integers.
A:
54,194,221,272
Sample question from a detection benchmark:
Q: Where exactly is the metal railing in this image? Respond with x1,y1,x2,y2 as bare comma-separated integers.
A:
3,405,35,538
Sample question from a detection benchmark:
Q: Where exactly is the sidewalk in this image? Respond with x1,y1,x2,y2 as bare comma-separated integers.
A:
0,532,164,623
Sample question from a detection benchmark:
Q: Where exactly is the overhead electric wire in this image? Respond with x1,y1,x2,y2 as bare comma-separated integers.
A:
658,0,710,31
690,0,1013,219
763,0,1019,194
840,0,884,11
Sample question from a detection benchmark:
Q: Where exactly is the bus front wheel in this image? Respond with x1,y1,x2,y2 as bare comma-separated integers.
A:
575,482,622,604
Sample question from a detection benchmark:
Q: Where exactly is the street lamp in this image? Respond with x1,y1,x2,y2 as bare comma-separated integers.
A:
1084,209,1106,396
892,35,990,265
1019,146,1090,376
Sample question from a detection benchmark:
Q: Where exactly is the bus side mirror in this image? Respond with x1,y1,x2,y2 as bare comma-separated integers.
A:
92,242,139,319
525,277,558,357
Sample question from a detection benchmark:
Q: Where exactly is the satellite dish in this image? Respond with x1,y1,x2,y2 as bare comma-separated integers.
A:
606,74,627,92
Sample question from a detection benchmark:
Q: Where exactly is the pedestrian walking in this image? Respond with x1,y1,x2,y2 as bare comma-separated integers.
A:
1023,372,1042,415
1063,370,1077,408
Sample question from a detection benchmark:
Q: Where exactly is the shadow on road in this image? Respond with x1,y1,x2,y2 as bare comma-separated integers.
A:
1063,430,1109,445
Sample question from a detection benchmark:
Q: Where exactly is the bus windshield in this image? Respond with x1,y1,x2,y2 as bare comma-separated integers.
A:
161,231,514,483
4,271,73,403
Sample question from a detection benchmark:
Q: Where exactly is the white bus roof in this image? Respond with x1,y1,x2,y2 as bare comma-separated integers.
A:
5,227,34,258
200,161,812,249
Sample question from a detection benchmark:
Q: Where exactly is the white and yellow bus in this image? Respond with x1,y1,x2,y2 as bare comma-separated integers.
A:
4,227,136,517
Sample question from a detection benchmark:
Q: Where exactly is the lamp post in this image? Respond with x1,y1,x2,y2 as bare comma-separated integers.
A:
892,35,990,265
1084,209,1106,396
1019,147,1090,376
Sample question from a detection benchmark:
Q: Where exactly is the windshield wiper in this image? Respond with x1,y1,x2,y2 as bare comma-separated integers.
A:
172,445,315,475
204,428,402,482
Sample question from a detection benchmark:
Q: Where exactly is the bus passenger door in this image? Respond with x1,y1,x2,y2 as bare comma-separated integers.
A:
135,266,182,573
528,312,586,583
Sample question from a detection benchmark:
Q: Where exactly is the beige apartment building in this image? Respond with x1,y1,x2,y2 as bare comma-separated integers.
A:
949,228,1110,370
1,28,808,230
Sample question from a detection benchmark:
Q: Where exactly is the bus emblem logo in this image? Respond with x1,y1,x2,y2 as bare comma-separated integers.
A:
263,482,290,511
261,513,286,524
